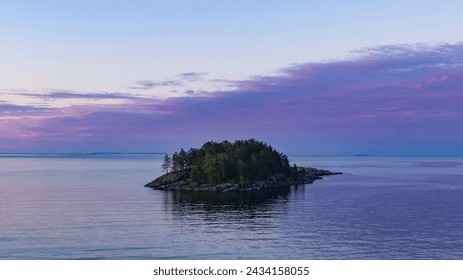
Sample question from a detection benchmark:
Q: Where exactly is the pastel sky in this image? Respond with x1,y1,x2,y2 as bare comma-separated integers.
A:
1,0,463,155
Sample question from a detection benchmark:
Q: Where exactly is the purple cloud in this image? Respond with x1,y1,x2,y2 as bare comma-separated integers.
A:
2,42,463,155
0,103,50,114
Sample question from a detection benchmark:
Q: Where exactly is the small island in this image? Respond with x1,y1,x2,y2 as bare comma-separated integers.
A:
145,139,342,192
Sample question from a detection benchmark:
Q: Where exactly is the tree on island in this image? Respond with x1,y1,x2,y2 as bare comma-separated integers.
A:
161,154,172,174
162,139,292,187
171,148,188,171
149,139,342,191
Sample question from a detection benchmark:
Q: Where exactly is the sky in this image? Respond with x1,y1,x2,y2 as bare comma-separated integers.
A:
1,0,463,155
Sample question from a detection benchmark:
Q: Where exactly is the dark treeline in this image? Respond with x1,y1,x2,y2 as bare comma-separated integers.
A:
162,139,292,186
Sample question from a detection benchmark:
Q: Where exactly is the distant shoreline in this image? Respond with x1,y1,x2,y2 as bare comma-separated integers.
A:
0,152,165,159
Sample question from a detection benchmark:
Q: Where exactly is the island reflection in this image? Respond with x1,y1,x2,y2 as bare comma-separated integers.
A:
158,187,293,219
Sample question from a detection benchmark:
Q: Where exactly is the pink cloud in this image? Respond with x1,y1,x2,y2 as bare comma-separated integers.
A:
1,42,463,155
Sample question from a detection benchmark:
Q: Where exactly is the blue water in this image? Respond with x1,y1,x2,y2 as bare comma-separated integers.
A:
1,154,463,259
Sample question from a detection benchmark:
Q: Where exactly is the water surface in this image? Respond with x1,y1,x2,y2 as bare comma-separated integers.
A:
1,154,463,259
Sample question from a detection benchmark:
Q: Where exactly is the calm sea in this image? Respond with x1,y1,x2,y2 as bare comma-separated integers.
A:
1,154,463,259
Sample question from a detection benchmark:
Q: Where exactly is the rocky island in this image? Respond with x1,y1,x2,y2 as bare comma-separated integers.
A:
145,139,342,192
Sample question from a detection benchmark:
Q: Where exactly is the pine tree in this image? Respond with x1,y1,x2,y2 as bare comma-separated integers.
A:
161,154,172,174
169,139,293,186
178,148,188,170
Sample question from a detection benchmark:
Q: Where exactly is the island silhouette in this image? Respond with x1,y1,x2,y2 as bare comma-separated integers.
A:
146,139,342,192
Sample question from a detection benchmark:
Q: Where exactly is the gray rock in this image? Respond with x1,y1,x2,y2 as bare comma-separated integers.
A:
145,167,342,192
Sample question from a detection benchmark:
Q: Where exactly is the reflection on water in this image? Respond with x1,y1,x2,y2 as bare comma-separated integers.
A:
166,188,290,212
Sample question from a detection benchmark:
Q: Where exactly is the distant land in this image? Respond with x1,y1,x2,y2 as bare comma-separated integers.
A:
145,139,342,192
0,152,165,159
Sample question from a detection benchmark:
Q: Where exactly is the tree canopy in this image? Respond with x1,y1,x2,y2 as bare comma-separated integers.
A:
165,139,292,187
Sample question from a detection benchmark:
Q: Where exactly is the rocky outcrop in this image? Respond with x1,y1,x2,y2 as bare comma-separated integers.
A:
144,170,191,190
294,167,343,184
145,167,342,192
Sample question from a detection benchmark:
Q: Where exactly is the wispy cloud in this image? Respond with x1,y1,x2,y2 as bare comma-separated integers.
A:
44,92,138,100
129,79,184,90
129,72,207,90
0,102,48,112
177,72,207,81
2,42,463,154
0,91,143,112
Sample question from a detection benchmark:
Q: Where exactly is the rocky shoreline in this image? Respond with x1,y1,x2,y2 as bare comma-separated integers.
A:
145,167,342,192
